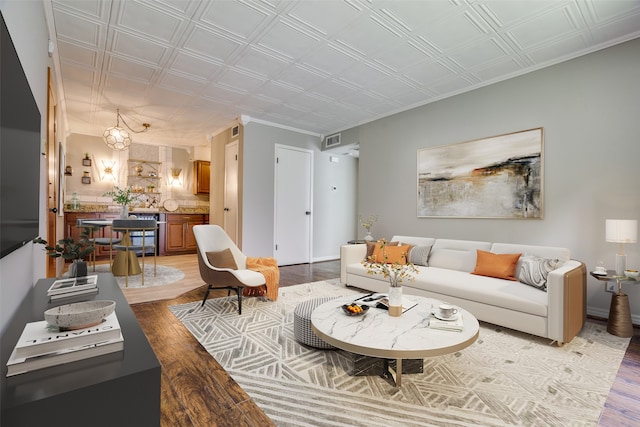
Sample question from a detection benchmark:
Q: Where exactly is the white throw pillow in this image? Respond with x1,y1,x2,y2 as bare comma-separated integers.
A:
409,245,432,266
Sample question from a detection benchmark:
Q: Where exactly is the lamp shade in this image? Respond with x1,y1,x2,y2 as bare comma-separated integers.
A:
103,126,131,150
605,219,638,243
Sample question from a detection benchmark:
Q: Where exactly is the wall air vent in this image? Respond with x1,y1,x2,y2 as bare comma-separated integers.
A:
325,133,341,149
231,125,240,138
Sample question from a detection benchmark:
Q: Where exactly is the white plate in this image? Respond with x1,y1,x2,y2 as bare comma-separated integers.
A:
433,312,459,321
163,199,179,212
592,271,607,276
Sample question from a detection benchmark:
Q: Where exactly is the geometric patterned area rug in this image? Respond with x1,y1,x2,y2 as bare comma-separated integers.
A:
169,279,631,427
94,263,184,288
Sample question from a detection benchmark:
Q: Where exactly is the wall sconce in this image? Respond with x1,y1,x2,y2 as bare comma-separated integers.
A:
100,160,117,182
169,168,182,187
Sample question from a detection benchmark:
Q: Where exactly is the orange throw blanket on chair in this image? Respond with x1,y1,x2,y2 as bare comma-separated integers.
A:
244,257,279,301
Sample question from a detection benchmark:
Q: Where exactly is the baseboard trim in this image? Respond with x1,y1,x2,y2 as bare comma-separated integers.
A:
312,255,339,263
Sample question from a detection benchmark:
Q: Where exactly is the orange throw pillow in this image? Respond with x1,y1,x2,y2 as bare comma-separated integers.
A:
472,250,521,281
369,240,398,262
377,244,411,264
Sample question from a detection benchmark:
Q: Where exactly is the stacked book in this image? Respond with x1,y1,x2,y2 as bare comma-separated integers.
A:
47,275,99,301
429,313,464,332
6,312,123,377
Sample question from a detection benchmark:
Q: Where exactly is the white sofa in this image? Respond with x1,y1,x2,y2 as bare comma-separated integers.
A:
340,236,587,345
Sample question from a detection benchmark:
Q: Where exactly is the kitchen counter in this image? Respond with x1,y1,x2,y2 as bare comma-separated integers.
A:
65,204,209,214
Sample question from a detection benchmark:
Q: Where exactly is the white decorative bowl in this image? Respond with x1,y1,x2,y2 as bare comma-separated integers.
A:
624,269,639,279
45,300,116,330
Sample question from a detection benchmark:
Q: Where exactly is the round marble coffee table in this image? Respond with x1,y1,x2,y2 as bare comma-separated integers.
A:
311,294,479,387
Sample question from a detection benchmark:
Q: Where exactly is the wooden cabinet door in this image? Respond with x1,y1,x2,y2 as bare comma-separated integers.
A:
185,220,199,250
65,213,99,244
164,214,204,254
194,161,210,194
166,220,187,251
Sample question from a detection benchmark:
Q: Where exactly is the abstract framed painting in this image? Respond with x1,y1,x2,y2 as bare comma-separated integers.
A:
417,128,543,219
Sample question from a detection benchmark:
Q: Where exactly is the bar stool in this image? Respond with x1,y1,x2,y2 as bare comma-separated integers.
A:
76,219,121,271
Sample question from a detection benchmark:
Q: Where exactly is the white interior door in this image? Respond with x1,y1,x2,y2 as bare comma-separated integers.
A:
224,140,239,244
274,145,312,265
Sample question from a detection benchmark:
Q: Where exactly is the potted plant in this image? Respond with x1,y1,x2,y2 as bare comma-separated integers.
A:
104,185,140,218
33,229,94,277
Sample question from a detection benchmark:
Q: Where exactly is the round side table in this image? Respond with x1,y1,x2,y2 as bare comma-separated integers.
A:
590,270,637,337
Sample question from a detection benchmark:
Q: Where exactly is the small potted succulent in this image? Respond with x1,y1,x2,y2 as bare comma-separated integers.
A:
33,229,94,277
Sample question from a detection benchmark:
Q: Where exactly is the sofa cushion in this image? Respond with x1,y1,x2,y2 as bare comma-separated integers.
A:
490,243,570,262
517,256,561,291
391,236,436,248
416,267,548,317
345,263,548,317
472,250,521,281
428,239,492,272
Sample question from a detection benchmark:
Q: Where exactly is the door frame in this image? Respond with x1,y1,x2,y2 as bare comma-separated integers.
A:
46,68,59,277
273,144,313,265
224,140,239,244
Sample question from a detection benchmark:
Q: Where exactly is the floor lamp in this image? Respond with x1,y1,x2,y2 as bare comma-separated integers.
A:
605,219,638,276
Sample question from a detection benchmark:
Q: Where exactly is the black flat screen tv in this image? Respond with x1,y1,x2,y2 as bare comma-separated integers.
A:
0,12,41,258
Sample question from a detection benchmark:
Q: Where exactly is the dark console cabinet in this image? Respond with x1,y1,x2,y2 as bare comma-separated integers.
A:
1,274,161,426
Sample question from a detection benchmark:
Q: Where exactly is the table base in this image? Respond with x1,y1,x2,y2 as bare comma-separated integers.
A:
112,250,142,276
337,351,423,386
608,293,633,337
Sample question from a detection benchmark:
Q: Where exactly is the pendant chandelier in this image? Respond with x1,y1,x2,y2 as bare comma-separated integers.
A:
103,109,150,150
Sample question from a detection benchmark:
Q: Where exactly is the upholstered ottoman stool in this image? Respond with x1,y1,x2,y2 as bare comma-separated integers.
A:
294,297,337,349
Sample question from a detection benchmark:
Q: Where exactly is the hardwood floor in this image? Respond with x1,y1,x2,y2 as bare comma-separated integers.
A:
127,255,639,426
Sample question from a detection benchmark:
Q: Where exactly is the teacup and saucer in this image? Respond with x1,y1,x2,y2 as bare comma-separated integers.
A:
434,303,459,321
593,266,607,276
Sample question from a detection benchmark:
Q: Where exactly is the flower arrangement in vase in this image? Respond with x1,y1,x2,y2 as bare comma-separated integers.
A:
362,239,418,316
358,214,378,241
104,185,140,218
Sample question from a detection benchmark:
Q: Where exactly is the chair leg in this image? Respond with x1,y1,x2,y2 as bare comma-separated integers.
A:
201,285,212,307
141,245,145,287
124,248,129,288
235,287,243,315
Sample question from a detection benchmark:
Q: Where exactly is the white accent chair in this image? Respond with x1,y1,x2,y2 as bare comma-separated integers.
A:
193,224,266,314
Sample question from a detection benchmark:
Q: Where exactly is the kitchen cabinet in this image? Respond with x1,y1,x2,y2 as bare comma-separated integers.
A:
193,160,210,194
161,214,207,254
